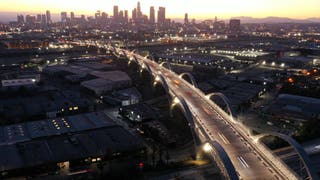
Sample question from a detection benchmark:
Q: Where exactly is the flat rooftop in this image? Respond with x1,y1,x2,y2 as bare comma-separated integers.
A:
0,112,116,145
90,70,131,82
0,112,144,172
0,127,144,172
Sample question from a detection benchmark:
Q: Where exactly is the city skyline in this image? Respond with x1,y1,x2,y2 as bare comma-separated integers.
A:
0,0,320,22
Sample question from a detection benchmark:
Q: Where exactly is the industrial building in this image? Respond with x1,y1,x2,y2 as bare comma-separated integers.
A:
81,71,132,96
0,90,92,123
119,103,158,122
0,70,40,89
266,94,320,124
102,87,142,106
0,112,144,178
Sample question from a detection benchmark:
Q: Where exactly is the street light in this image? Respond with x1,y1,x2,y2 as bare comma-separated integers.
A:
155,76,160,82
173,97,180,104
203,142,212,152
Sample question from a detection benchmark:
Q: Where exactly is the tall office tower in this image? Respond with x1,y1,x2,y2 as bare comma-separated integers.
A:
132,8,137,21
25,15,36,25
119,10,124,20
36,14,42,22
229,19,241,35
124,10,129,23
46,10,52,24
157,7,166,25
184,13,189,24
137,1,142,18
17,15,24,24
149,6,155,24
95,10,101,20
101,12,108,19
81,15,86,21
70,12,75,20
61,12,67,22
113,5,119,20
41,14,46,25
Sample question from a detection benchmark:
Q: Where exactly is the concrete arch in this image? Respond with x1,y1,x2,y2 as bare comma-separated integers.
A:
131,49,137,54
172,95,196,129
121,49,127,57
153,74,169,94
179,72,198,88
160,61,172,71
109,46,120,58
208,141,239,180
259,133,318,180
144,55,151,59
141,62,153,75
206,92,235,118
129,55,139,65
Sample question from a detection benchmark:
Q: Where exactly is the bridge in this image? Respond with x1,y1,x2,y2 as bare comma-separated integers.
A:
87,41,318,180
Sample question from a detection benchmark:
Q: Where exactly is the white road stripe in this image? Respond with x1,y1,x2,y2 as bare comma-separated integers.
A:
218,133,230,144
237,156,250,168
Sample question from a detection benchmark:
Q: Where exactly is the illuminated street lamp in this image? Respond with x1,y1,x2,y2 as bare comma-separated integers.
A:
203,142,212,152
173,97,180,104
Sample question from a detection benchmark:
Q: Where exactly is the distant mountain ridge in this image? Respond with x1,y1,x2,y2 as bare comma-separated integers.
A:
230,16,320,23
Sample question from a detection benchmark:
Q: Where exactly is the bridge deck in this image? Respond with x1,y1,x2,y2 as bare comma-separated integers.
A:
139,55,283,180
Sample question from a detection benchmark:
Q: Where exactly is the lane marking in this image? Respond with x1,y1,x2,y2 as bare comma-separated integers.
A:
218,133,230,144
237,156,250,168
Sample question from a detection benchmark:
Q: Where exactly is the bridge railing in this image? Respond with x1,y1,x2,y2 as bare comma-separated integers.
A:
255,140,300,180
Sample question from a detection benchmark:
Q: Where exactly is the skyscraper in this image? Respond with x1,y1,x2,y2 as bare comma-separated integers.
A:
70,12,75,20
113,6,119,20
17,15,24,25
137,2,142,18
184,13,189,24
61,12,67,22
81,15,86,21
25,15,36,25
36,14,42,22
101,12,108,19
46,10,51,24
157,7,166,25
229,19,241,35
119,10,124,20
95,10,101,20
41,14,46,25
149,6,155,24
124,10,129,23
132,8,137,21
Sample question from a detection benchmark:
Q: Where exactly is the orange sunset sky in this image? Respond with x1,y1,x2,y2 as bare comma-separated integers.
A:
0,0,319,19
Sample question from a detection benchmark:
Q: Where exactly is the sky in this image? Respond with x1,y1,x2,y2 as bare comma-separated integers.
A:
0,0,319,22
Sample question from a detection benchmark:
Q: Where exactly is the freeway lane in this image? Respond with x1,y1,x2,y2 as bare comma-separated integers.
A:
131,53,286,180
